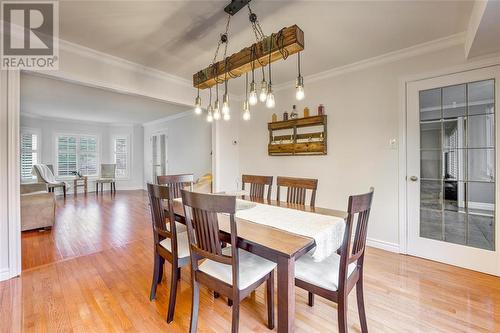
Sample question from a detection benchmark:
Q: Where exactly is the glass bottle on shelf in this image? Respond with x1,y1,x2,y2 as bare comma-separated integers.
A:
290,105,298,119
272,113,277,122
283,111,289,120
303,107,310,118
318,104,325,115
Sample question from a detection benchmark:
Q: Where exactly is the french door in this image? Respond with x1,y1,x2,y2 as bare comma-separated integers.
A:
407,66,500,275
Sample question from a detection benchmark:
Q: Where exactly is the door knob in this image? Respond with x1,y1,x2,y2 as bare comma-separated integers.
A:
409,176,418,182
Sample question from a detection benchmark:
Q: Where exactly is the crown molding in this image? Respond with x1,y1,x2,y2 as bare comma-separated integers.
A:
59,38,192,88
142,109,195,127
20,111,138,126
273,32,466,92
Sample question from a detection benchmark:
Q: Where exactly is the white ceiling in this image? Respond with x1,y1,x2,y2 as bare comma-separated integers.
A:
20,73,191,124
59,1,474,91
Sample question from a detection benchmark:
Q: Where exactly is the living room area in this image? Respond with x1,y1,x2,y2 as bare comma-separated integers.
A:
19,71,213,270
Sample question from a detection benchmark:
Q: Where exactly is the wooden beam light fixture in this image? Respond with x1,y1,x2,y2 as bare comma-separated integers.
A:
193,0,306,122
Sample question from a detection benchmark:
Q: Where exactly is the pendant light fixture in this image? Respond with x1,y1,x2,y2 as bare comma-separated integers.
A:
192,1,306,123
295,51,305,100
265,34,275,108
248,46,258,106
206,87,213,122
194,87,202,114
243,72,251,120
213,82,221,120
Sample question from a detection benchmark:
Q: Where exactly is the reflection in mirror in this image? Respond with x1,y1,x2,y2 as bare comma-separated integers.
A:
468,149,495,182
468,80,494,115
420,88,441,121
443,84,466,118
421,150,441,179
468,114,494,148
420,122,441,149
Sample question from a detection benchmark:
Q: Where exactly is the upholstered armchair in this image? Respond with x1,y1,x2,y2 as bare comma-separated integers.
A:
20,183,56,231
96,164,116,193
32,164,67,197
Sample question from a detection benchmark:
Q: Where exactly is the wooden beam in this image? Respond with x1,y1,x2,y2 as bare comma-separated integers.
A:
193,25,304,89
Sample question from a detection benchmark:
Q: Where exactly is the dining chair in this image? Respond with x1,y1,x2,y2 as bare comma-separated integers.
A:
276,176,318,206
157,174,195,233
95,164,116,194
241,174,273,200
32,164,67,197
147,183,191,323
181,190,276,333
294,188,374,333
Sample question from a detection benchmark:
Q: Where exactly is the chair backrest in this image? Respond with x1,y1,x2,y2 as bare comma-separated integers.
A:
242,174,273,200
157,174,194,199
338,188,374,289
147,183,179,254
276,176,318,206
101,164,116,178
33,164,56,183
47,164,55,175
181,190,239,286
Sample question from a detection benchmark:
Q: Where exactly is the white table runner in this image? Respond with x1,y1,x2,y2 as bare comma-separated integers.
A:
235,200,345,261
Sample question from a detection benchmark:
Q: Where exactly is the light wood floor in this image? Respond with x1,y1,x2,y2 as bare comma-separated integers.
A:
2,190,500,332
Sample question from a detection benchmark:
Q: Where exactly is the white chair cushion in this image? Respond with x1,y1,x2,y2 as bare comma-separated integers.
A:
198,247,276,290
159,231,190,259
295,253,356,291
165,221,187,233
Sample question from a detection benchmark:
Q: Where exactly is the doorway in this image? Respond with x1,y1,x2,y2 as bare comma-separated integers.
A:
406,66,500,275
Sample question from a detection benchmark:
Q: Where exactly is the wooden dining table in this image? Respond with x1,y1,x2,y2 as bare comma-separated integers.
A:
171,195,347,333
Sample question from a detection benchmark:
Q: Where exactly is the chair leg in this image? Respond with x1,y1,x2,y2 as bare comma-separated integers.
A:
337,294,348,333
95,183,98,194
177,267,181,281
227,298,233,306
308,292,314,307
189,280,200,333
231,300,240,333
214,291,220,299
63,185,66,198
266,271,275,330
167,265,179,323
356,278,368,333
150,253,162,301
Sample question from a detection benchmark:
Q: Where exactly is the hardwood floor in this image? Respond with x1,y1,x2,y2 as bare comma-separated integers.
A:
2,190,500,332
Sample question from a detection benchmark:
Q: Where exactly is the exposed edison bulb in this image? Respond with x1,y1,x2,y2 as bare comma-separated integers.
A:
242,100,250,121
206,105,213,122
222,94,230,115
266,85,275,109
259,79,268,102
194,95,202,114
295,76,305,101
223,113,230,121
249,82,258,106
213,100,221,120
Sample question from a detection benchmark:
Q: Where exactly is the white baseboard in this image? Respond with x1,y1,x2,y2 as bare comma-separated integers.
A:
366,238,400,253
0,268,13,282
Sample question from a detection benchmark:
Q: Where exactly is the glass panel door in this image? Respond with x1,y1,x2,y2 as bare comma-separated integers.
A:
419,80,495,251
407,66,500,276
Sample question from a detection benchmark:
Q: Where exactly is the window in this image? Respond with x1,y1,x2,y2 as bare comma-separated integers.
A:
57,135,99,177
113,136,129,178
20,129,40,181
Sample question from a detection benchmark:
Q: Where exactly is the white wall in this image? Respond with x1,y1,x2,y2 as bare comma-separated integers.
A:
20,115,144,191
143,113,212,185
232,44,484,249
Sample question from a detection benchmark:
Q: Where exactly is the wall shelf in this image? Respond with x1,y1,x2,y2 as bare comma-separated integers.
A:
268,115,327,156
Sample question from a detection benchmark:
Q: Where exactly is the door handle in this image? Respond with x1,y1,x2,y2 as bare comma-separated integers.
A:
409,176,418,182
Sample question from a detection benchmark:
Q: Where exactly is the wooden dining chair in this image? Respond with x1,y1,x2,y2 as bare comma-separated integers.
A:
294,188,374,333
147,183,191,323
276,176,318,206
157,174,195,233
241,174,273,200
181,190,276,333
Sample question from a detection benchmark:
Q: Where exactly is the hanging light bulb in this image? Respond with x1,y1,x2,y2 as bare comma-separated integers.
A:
265,34,275,109
206,88,213,122
259,75,268,102
222,93,230,115
295,52,305,100
223,113,230,121
207,105,213,122
243,101,250,120
213,83,221,120
194,88,202,114
249,82,258,105
266,84,275,108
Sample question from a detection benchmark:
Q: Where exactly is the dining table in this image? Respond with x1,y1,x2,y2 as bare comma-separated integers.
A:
171,195,347,333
